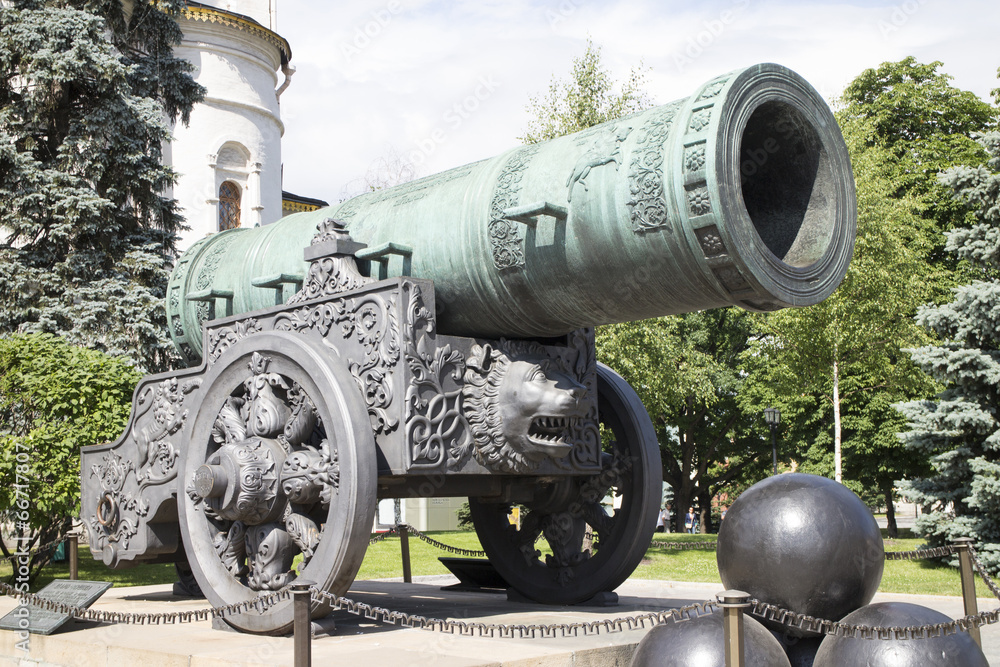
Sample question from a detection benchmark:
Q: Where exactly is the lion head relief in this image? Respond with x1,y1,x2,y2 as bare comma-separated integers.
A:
462,339,586,474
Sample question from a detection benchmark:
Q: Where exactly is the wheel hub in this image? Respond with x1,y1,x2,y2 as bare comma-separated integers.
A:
194,437,287,525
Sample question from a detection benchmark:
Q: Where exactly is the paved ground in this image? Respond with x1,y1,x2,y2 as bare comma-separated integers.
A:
876,501,920,531
0,574,995,666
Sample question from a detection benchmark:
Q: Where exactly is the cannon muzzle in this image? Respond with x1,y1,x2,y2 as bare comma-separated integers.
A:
167,63,855,363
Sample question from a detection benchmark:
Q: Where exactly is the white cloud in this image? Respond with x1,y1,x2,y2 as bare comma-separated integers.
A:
277,0,998,204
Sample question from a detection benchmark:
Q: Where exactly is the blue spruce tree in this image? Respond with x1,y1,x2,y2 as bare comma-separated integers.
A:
898,130,1000,573
0,0,202,373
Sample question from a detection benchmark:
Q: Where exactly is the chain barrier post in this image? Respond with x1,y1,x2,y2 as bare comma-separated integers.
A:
717,590,750,667
68,534,78,581
399,524,412,583
291,581,313,667
954,538,981,647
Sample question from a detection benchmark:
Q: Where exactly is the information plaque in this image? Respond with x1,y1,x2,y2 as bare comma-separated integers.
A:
0,580,112,635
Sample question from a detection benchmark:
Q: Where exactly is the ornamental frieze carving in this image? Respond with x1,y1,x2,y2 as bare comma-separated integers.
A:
131,377,202,488
627,103,681,233
696,226,728,258
288,219,373,304
88,452,148,560
684,144,707,173
489,146,541,270
401,281,471,469
207,318,262,364
274,293,401,436
688,109,713,133
193,232,238,326
687,186,712,217
557,328,601,471
697,79,727,100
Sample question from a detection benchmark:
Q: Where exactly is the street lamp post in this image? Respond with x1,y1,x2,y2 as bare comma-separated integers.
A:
764,407,781,476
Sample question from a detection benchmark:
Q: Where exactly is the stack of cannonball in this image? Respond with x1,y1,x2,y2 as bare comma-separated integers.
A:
631,473,988,666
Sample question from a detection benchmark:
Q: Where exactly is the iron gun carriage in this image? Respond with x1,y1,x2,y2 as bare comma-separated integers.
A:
80,63,856,634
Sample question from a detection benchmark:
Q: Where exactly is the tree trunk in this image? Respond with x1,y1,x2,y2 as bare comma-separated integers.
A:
833,353,843,483
884,485,897,539
670,483,695,533
698,490,713,534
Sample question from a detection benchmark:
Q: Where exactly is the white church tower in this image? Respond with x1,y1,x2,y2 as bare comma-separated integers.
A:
169,1,296,251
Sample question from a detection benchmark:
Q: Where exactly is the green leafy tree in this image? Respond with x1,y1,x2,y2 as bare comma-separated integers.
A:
742,138,938,534
0,333,140,582
742,59,994,536
0,0,203,373
599,310,770,533
897,131,1000,573
519,37,650,144
838,57,997,290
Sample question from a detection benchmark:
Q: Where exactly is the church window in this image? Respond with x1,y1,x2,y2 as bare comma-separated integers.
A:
219,181,241,230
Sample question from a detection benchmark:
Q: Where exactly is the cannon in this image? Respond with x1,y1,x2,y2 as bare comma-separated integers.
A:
80,63,856,634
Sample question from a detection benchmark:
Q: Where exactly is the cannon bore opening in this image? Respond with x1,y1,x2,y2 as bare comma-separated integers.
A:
739,100,835,268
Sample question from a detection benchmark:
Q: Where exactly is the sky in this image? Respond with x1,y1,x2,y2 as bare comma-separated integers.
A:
275,0,999,205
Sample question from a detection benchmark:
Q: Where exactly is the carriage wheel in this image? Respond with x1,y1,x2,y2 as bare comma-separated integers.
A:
469,362,661,604
178,332,376,634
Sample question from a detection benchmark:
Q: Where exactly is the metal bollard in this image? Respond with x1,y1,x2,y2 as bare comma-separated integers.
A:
953,538,981,647
291,581,313,667
717,590,751,667
68,534,78,581
399,524,412,584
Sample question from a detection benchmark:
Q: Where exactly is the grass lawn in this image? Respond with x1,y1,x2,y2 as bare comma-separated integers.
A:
3,528,996,602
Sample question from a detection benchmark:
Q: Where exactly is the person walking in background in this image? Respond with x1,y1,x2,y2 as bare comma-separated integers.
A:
656,506,669,533
685,507,697,534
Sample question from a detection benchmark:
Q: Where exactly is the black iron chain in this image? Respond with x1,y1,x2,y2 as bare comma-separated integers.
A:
368,526,400,545
0,581,288,625
885,545,956,561
3,577,999,641
310,587,717,637
0,535,68,559
403,525,487,558
969,545,1000,601
749,597,1000,640
5,533,1000,641
651,541,718,551
366,524,487,557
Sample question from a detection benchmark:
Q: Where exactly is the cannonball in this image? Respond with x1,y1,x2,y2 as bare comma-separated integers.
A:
813,602,988,666
716,473,883,636
630,609,790,667
777,635,822,667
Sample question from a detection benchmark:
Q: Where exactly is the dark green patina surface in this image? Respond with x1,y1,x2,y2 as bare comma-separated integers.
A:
167,63,856,364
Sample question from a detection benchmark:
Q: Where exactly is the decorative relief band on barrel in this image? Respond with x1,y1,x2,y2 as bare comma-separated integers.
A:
688,109,713,134
714,266,752,294
695,226,728,258
679,76,756,301
168,236,211,365
489,146,541,270
626,102,681,234
696,78,727,101
684,144,706,173
193,232,238,326
687,187,712,217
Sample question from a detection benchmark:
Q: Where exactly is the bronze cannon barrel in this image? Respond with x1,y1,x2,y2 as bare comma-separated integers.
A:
167,63,855,364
